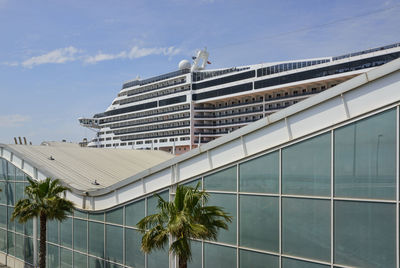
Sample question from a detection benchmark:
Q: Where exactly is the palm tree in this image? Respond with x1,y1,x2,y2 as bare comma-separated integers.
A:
137,183,232,268
11,177,75,268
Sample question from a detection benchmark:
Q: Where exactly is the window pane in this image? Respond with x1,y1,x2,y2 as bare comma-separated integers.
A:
240,249,279,268
0,229,6,252
15,169,24,181
60,247,72,268
15,182,24,202
334,201,396,268
7,231,14,256
24,236,34,264
47,220,59,244
125,199,145,227
147,248,169,268
25,219,33,236
7,182,15,205
15,233,24,259
240,195,278,252
204,166,237,192
74,210,88,219
0,205,6,228
74,251,87,267
105,224,123,264
125,228,145,268
0,182,6,204
47,244,59,268
60,217,72,248
282,198,330,261
106,207,123,225
89,221,104,258
89,212,104,222
204,243,236,268
282,133,330,196
7,207,14,231
0,159,5,180
147,191,169,215
187,240,202,268
7,162,15,180
239,151,279,193
334,109,396,199
89,256,104,268
282,257,330,268
208,193,236,245
181,178,201,188
74,219,87,253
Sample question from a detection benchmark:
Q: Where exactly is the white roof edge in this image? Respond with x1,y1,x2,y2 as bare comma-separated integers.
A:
87,57,400,196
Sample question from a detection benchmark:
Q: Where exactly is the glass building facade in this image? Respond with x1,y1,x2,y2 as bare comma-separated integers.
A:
0,107,399,268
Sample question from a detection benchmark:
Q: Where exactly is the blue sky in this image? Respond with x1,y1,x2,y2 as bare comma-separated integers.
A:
0,0,399,144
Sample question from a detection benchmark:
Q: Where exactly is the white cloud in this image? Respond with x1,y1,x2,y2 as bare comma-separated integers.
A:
5,45,181,68
85,46,181,64
2,61,19,67
0,114,30,127
22,46,80,68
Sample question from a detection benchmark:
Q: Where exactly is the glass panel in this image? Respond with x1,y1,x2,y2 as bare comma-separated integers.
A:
15,182,24,202
125,199,145,227
47,220,59,244
334,109,396,199
7,231,14,256
15,233,24,259
181,178,201,188
15,168,24,181
0,205,6,228
60,248,72,268
89,212,104,222
208,193,236,245
187,240,202,268
334,201,396,268
105,224,123,264
74,210,88,219
0,159,5,180
24,236,34,264
60,217,72,248
282,257,330,268
47,244,59,268
105,207,123,225
6,182,15,205
240,249,279,268
74,251,87,267
74,219,87,253
89,256,104,268
240,195,278,252
239,151,279,193
125,228,145,268
25,219,33,236
7,207,14,231
89,221,104,258
204,243,236,268
147,191,169,215
147,248,169,268
7,162,15,180
0,181,7,204
0,229,6,252
282,198,330,261
282,133,330,196
204,166,237,192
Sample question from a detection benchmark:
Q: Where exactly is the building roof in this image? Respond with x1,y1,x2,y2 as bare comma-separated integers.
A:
0,143,174,191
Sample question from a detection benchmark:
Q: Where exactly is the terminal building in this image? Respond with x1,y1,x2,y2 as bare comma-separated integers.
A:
79,43,400,154
1,53,400,268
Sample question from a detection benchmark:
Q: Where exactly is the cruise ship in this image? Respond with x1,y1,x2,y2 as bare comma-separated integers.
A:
79,43,400,154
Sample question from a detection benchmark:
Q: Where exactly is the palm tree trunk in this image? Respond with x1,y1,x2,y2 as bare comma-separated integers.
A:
179,257,187,268
39,213,47,268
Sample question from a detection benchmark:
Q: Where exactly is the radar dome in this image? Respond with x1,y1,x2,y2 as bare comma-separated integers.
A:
178,59,191,70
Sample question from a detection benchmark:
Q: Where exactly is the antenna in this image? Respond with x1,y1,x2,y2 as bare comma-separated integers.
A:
191,48,210,72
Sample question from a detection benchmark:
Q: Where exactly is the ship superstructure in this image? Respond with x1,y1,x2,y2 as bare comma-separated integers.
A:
80,43,400,154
